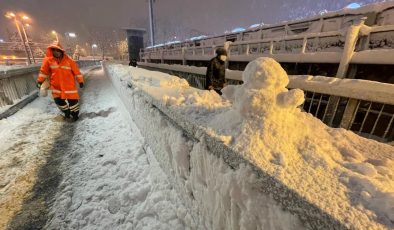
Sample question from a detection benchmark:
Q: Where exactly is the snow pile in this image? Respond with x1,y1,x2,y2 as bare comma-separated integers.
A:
106,58,393,229
203,58,394,228
105,64,304,229
218,58,306,163
199,58,393,228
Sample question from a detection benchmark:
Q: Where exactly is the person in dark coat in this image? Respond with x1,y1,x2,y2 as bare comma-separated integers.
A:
129,59,137,67
205,48,227,95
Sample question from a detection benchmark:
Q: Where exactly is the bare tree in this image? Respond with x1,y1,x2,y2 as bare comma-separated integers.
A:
117,39,128,60
87,26,121,59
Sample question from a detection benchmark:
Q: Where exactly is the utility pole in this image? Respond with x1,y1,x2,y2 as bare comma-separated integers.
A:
148,0,155,46
14,18,32,64
5,12,32,64
20,23,35,63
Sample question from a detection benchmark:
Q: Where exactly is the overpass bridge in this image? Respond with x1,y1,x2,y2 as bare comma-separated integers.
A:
1,2,394,229
0,59,393,230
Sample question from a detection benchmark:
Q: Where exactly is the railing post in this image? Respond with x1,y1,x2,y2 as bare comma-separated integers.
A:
323,17,367,126
269,41,274,55
224,41,232,69
301,37,308,54
182,47,186,65
339,99,360,129
336,17,367,79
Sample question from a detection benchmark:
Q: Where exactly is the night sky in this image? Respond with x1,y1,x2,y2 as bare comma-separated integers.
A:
0,0,383,44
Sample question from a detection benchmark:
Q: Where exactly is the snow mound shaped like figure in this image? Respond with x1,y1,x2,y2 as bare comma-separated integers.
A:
219,57,394,227
222,57,304,118
220,57,308,168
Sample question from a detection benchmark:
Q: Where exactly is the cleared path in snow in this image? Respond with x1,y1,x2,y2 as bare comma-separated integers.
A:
1,68,193,230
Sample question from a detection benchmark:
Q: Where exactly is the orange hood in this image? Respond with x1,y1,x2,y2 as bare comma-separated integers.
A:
46,41,66,57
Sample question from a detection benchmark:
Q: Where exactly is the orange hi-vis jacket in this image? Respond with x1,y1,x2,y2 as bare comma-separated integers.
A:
37,42,84,99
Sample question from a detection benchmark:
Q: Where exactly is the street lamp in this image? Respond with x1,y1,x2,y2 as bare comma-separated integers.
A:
148,0,156,46
19,14,35,63
68,32,76,38
52,30,59,42
92,44,97,61
65,32,77,56
5,11,32,64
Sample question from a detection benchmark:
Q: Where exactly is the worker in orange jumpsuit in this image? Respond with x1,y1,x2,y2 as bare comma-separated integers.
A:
36,42,84,121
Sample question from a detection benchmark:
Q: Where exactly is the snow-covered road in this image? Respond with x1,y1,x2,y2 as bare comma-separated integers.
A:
0,68,193,230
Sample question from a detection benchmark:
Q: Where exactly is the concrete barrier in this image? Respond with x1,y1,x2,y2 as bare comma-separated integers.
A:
103,62,363,230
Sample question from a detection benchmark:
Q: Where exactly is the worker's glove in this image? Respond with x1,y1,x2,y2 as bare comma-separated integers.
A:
36,82,42,89
79,83,84,88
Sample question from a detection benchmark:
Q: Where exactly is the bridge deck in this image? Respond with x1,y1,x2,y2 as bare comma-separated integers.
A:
0,68,192,229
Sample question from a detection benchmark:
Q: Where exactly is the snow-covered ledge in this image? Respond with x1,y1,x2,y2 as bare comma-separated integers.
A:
103,59,393,230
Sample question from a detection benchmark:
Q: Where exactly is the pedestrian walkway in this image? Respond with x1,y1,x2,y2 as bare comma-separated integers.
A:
0,68,193,230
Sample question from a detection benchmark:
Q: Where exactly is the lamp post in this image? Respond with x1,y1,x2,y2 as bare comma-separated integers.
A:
148,0,156,46
92,44,97,61
5,12,32,64
66,32,77,56
19,16,35,63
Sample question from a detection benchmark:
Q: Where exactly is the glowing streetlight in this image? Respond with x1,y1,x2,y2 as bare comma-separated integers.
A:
92,44,98,61
52,30,59,42
68,32,76,38
4,11,32,64
5,12,15,18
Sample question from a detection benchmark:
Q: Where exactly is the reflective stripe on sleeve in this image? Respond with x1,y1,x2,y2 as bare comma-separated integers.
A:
51,90,78,94
38,73,49,79
76,75,83,79
64,90,78,94
50,65,59,69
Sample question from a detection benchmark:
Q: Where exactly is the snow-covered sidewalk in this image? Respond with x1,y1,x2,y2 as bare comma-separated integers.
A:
0,68,193,229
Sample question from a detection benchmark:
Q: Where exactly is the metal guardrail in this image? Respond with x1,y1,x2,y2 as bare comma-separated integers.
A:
140,24,394,67
137,62,394,142
0,64,40,109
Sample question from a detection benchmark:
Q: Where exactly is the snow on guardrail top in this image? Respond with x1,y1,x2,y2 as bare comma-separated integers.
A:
137,62,394,106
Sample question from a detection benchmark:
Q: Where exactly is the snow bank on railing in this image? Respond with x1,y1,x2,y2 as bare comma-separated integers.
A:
138,62,394,105
288,75,394,105
106,58,394,229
